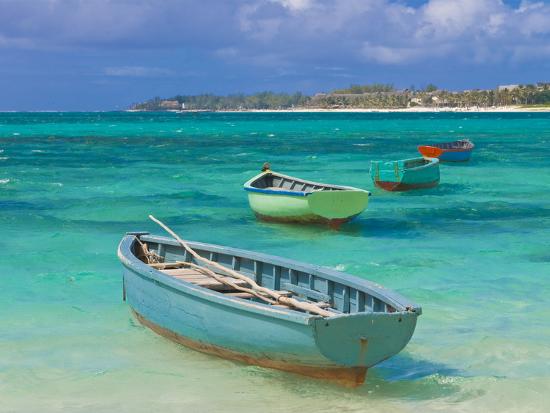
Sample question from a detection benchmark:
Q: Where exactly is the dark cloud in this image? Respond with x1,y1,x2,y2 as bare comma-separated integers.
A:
0,0,549,110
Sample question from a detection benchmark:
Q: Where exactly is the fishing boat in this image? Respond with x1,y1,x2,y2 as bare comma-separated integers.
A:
243,166,371,227
118,230,421,386
418,139,474,162
370,157,440,191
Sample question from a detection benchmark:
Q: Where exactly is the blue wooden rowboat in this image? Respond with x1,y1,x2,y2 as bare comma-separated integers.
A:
370,157,440,191
418,139,474,162
118,232,421,386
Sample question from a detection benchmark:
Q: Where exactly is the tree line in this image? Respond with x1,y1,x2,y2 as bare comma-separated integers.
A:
132,92,309,111
130,83,550,111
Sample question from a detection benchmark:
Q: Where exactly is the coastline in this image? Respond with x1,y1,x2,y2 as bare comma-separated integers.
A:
122,105,550,114
213,105,550,113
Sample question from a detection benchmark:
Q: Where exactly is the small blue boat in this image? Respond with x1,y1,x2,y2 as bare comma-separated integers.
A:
118,232,421,386
418,139,474,162
370,157,440,191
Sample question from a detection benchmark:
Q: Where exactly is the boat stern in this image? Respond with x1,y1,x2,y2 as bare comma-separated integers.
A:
313,311,419,369
418,145,443,158
307,190,370,220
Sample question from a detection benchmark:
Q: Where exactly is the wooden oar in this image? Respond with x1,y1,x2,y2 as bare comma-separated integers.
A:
148,215,332,317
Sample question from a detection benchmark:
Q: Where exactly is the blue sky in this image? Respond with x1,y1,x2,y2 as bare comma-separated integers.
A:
0,0,549,110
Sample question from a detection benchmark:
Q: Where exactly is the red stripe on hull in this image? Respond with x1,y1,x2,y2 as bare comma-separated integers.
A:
374,180,439,192
132,310,367,387
418,146,472,162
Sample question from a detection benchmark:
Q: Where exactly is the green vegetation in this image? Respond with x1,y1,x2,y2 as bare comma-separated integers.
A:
424,84,438,92
331,83,395,94
130,82,550,111
132,92,309,111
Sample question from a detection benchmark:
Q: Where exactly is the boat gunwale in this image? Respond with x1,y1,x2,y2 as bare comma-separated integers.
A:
418,139,475,152
243,171,370,197
371,156,439,175
132,233,421,315
118,235,314,325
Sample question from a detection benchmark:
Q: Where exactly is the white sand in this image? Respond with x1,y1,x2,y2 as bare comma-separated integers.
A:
218,105,550,113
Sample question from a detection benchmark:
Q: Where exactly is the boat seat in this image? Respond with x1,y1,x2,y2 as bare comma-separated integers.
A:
161,268,206,277
264,186,298,191
192,277,249,290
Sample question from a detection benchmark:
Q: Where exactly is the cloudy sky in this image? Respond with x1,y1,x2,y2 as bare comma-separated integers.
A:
1,0,549,110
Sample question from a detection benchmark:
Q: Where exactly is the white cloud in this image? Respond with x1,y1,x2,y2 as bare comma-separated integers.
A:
361,42,451,64
236,0,550,66
417,0,503,39
104,66,173,77
0,34,33,48
274,0,314,12
361,43,420,65
1,0,550,69
214,47,240,59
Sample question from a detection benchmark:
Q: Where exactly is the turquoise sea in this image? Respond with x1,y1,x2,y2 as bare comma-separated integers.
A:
1,112,549,412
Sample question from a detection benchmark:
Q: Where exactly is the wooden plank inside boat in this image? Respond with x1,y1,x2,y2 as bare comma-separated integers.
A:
161,268,205,276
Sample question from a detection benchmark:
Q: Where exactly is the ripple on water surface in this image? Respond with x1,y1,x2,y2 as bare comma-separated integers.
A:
0,112,549,413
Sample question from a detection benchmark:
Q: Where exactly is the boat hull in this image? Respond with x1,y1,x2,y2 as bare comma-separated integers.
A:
374,179,439,192
133,310,367,386
370,157,440,192
418,144,473,162
247,190,369,226
254,212,356,228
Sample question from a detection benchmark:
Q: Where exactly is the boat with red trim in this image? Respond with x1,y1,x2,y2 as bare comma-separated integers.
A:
370,157,440,191
418,139,474,162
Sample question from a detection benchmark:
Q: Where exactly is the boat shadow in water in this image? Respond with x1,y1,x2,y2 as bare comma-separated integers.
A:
362,356,468,400
246,354,467,401
338,217,424,239
245,355,470,402
256,216,429,240
394,183,472,197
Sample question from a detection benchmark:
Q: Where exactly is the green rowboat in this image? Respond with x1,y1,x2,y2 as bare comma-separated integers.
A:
244,170,370,227
370,157,440,191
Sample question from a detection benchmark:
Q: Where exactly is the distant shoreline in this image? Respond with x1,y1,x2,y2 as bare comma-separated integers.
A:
125,105,550,114
2,106,549,114
212,106,550,113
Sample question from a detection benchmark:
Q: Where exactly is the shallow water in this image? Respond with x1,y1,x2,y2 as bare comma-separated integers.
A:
1,112,549,412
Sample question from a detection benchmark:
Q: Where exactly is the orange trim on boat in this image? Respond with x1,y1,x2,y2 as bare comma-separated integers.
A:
133,309,367,387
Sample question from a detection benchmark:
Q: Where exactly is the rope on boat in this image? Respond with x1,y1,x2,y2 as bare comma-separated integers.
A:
148,215,333,317
135,237,163,263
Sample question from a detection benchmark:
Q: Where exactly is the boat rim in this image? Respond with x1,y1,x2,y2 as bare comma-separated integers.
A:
243,171,371,196
371,156,439,173
418,139,475,151
118,233,421,324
